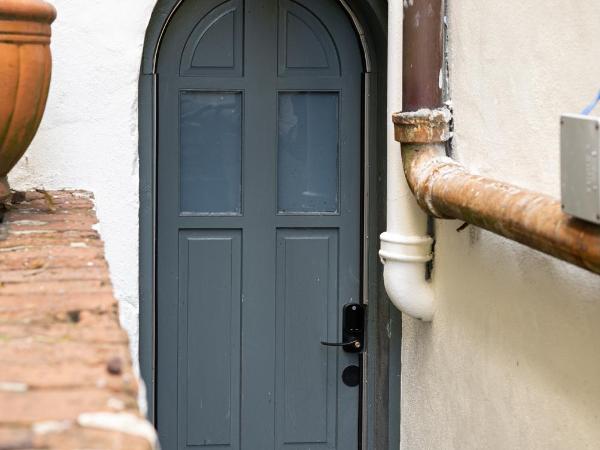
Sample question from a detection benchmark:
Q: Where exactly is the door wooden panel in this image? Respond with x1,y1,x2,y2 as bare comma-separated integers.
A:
180,0,244,77
177,231,242,448
275,229,339,448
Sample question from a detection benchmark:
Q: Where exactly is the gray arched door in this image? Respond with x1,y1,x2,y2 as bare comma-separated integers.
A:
156,0,364,448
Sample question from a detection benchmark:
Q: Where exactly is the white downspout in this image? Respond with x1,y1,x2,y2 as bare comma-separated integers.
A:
379,0,435,321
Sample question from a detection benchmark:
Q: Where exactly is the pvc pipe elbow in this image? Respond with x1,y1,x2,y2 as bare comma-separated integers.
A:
379,232,434,321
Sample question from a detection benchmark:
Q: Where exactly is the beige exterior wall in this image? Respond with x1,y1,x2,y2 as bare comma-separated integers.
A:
399,1,600,449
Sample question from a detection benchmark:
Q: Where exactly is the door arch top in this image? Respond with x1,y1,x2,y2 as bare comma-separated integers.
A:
141,0,376,75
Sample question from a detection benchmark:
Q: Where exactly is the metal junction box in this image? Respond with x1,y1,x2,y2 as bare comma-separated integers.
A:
561,114,600,224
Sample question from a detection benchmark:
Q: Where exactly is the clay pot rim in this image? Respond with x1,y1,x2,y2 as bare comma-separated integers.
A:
0,0,56,24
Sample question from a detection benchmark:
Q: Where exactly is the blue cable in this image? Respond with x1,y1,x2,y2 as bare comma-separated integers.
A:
581,90,600,115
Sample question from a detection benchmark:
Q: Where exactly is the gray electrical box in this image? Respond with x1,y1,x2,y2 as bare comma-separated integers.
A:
561,114,600,224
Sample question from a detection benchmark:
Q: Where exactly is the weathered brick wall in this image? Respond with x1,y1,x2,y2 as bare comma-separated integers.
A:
0,191,157,449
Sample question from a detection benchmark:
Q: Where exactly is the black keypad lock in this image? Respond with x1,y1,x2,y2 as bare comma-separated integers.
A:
320,303,365,353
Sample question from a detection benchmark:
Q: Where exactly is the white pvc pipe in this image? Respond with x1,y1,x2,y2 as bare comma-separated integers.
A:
379,0,435,321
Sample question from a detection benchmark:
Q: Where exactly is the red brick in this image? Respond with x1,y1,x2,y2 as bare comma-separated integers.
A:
0,191,156,449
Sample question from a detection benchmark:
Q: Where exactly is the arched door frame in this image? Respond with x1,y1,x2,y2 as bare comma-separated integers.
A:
138,1,397,448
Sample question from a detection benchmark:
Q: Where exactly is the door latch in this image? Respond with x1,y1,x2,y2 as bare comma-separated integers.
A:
320,303,365,353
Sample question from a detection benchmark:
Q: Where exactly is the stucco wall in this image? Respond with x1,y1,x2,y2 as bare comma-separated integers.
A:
9,0,157,362
399,1,600,449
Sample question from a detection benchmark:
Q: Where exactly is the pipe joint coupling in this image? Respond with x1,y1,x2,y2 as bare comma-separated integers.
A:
392,107,452,144
379,231,433,264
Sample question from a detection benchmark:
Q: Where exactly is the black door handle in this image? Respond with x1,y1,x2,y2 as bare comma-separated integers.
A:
320,303,365,353
320,338,361,350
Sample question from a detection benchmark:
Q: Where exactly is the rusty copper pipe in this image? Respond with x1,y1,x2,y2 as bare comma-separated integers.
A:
394,112,600,275
397,1,600,275
393,0,600,273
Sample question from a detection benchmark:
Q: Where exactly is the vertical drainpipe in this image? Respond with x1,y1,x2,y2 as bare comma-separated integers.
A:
402,0,444,111
379,0,444,321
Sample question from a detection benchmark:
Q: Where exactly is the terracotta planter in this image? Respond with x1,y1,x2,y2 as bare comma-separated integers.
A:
0,0,56,202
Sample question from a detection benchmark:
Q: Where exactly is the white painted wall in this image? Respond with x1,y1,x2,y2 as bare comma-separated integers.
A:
396,0,600,448
9,0,157,362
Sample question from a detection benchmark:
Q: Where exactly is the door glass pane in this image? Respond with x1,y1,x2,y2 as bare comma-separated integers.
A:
278,92,339,213
180,91,242,214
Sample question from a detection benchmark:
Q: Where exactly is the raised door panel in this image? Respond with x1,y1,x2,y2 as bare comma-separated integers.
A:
278,0,341,77
178,231,242,450
275,229,339,449
180,0,244,77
